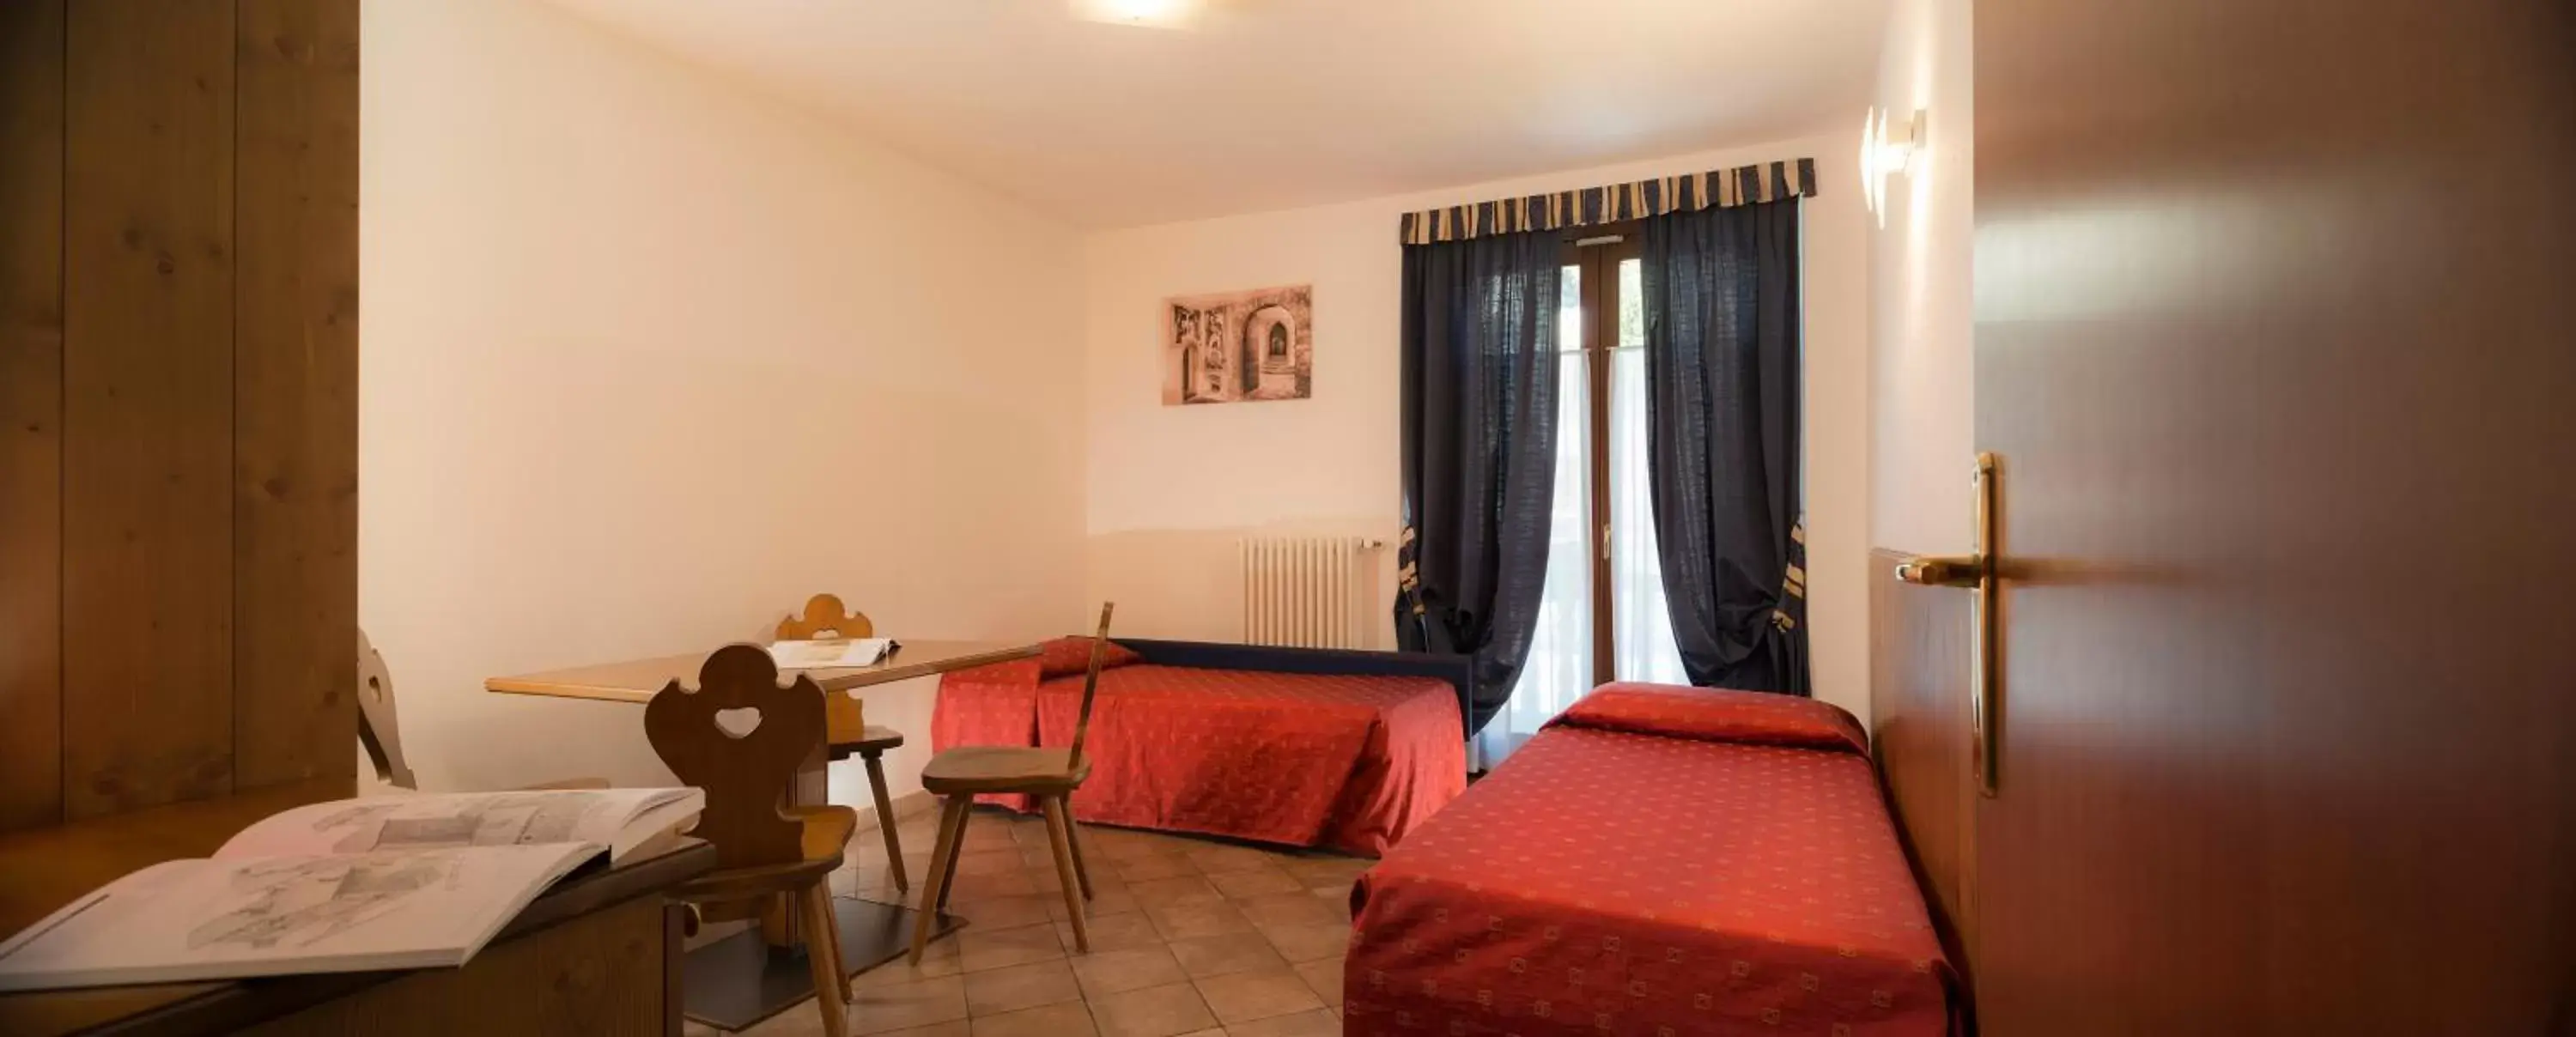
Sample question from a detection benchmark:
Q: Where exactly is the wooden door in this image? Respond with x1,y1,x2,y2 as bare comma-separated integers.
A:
1971,1,2575,1033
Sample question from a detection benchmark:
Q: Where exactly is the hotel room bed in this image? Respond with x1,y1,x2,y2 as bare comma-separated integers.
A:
932,638,1470,857
1344,683,1959,1037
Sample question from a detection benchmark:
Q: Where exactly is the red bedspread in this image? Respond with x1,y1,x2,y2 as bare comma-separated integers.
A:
1346,684,1957,1037
933,662,1465,856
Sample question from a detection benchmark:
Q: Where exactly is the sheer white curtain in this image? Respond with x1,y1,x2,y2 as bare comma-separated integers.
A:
1610,258,1690,687
1477,260,1686,768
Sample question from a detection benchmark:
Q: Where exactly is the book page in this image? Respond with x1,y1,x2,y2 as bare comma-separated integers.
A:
0,844,595,992
768,637,894,669
214,788,698,863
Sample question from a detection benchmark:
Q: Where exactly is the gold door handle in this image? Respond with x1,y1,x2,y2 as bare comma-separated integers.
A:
1890,452,2002,797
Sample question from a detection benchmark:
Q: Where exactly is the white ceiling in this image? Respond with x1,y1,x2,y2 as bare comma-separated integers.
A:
541,0,1891,228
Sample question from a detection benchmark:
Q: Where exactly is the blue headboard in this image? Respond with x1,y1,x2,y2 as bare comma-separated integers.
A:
1111,638,1476,739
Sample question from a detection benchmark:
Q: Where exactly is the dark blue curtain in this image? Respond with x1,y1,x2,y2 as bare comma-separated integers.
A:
1394,230,1562,735
1641,198,1809,694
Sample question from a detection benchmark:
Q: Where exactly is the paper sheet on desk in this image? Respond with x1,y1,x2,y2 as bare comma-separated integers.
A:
766,638,895,670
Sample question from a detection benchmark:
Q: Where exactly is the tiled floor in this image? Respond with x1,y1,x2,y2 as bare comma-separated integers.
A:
687,807,1364,1037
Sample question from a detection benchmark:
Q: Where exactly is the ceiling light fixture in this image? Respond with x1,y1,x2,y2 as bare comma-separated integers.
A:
1069,0,1201,29
1861,106,1927,228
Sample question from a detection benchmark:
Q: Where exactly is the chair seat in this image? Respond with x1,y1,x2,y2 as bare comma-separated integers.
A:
670,805,858,903
920,747,1091,795
828,724,906,761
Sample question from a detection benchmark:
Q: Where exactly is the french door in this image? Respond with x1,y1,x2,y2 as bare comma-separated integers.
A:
1483,228,1686,763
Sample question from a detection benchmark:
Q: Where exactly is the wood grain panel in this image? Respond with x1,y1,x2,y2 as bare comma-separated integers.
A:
1867,548,1974,985
1974,1,2576,1031
238,899,671,1037
0,0,66,834
60,0,238,818
231,0,358,792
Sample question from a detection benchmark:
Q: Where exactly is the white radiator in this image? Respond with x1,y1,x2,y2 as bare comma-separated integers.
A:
1239,536,1377,649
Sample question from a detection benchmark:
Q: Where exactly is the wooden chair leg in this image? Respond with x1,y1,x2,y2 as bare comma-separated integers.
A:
1040,796,1089,953
861,750,908,893
934,808,972,913
813,883,853,1001
909,796,969,966
799,883,851,1037
1058,797,1094,901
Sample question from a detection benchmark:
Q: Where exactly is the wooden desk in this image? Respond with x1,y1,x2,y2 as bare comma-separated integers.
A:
0,781,715,1037
484,639,1039,1032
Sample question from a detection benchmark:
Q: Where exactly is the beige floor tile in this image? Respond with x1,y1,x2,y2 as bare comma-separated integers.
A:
683,1020,724,1037
1088,981,1218,1037
1306,881,1356,914
963,959,1083,1016
1045,885,1140,923
854,938,964,989
950,894,1054,931
1193,969,1324,1025
1232,891,1341,931
954,848,1028,877
1126,876,1223,906
1207,865,1303,901
1057,910,1164,953
1144,900,1257,942
1175,1030,1225,1037
1291,957,1342,1007
1277,858,1370,888
957,922,1067,973
949,870,1041,901
1223,1008,1340,1037
969,1001,1097,1037
870,1023,973,1037
1112,854,1200,882
1255,921,1349,963
1165,931,1288,979
848,974,969,1035
1183,845,1283,876
1070,944,1189,997
740,1006,827,1037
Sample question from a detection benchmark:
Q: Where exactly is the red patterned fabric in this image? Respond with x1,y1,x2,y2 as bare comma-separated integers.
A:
1035,636,1145,679
934,664,1466,856
1346,694,1956,1036
1553,682,1870,755
931,658,1043,811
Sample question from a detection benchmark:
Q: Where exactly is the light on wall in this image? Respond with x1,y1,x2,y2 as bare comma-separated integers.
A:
1069,0,1202,29
1860,106,1927,227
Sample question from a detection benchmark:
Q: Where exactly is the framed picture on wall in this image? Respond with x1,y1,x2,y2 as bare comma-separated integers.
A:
1163,283,1313,405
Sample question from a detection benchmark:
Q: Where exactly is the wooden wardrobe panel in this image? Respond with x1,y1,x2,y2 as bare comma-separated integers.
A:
232,0,359,792
0,0,66,834
60,0,240,819
1867,548,1974,976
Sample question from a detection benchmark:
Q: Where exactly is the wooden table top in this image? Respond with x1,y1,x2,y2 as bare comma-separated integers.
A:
0,780,714,1036
483,640,1039,705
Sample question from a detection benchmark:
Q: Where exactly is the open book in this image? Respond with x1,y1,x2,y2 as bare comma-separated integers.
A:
0,787,702,993
767,637,896,670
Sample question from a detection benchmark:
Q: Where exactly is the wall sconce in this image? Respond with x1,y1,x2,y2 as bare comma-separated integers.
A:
1861,106,1927,227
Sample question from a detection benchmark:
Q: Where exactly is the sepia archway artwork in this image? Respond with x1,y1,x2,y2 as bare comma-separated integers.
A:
1163,283,1313,405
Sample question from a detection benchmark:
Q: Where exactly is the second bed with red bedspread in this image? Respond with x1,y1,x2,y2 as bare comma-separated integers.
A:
1345,683,1959,1036
932,638,1467,857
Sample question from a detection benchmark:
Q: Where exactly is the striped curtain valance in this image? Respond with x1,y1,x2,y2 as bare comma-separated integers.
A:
1398,157,1816,246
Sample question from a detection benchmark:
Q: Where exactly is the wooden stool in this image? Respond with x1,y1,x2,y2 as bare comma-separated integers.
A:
909,603,1115,964
647,645,859,1037
779,594,912,892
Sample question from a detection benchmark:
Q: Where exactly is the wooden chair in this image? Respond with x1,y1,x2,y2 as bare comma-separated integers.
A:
908,603,1115,964
777,593,912,892
646,645,859,1037
358,628,605,792
355,628,418,790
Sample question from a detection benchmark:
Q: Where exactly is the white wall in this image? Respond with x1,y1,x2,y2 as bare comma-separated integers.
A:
1082,135,1876,723
361,0,1086,804
1868,0,1975,554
